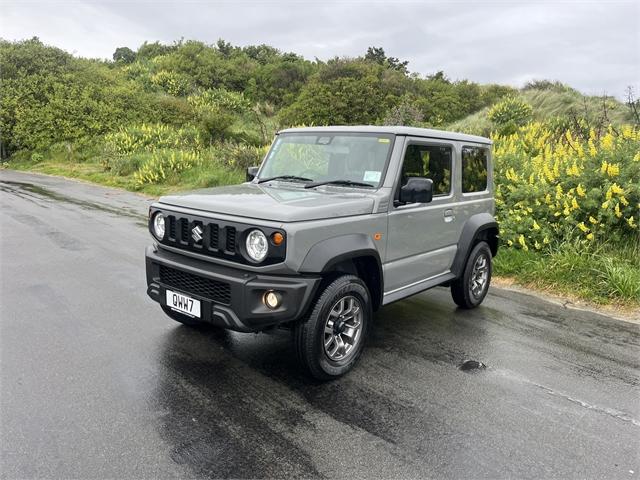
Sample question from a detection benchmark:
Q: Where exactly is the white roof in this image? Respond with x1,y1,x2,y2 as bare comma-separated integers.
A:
278,125,492,145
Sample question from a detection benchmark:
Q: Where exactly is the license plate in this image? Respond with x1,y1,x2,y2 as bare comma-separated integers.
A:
166,289,201,318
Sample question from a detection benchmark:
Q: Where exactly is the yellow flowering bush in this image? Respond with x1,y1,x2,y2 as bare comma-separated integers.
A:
105,123,201,155
133,150,202,186
494,123,640,250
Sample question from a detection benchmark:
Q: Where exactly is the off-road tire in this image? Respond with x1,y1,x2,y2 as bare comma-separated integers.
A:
293,274,371,380
451,241,492,309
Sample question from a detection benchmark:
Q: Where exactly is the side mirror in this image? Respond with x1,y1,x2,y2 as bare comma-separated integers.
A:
399,177,433,204
246,166,259,182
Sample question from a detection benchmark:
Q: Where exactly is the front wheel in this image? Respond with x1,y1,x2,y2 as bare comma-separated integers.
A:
451,241,492,309
293,275,371,380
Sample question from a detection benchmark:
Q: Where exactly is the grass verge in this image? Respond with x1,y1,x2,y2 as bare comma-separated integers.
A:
494,240,640,309
4,156,244,196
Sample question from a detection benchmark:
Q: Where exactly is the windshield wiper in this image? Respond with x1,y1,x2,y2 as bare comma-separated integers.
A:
257,175,313,184
304,179,374,189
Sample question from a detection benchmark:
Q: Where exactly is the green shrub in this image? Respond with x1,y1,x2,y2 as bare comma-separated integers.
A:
488,96,533,135
150,70,192,96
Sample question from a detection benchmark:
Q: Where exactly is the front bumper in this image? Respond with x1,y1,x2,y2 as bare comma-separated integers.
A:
145,245,321,332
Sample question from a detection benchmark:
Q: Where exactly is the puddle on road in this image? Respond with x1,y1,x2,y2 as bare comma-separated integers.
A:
0,180,147,222
459,359,487,371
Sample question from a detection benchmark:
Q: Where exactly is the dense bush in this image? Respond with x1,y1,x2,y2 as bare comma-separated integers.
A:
494,123,639,249
488,96,533,134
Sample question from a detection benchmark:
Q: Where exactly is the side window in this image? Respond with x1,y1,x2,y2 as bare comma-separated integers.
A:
462,146,488,193
400,144,452,196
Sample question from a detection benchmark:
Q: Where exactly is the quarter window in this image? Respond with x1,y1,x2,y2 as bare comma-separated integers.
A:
462,147,488,193
400,144,452,196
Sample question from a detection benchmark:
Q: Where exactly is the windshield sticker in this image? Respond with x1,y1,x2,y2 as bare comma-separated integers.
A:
378,138,390,143
363,171,382,183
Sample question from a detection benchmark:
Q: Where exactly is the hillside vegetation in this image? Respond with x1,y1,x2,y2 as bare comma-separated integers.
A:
1,38,639,308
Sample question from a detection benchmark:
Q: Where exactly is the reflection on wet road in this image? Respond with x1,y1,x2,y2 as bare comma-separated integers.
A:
1,170,639,479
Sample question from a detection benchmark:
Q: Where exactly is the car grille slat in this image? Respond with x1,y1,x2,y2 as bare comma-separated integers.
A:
180,218,189,244
225,227,236,253
159,265,231,305
168,216,176,240
209,224,219,251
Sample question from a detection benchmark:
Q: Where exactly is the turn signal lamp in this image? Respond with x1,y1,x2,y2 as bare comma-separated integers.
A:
271,232,284,246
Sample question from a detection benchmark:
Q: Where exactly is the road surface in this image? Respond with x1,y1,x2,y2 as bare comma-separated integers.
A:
1,169,639,479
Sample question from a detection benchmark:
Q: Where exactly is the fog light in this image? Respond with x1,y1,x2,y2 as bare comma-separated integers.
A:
263,290,281,309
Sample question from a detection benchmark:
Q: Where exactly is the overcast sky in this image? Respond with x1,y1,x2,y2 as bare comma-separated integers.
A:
1,0,639,98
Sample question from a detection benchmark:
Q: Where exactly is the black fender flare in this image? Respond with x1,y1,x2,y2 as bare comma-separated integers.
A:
451,213,499,278
299,233,384,309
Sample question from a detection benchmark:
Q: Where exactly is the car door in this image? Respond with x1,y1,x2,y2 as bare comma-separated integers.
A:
384,138,459,295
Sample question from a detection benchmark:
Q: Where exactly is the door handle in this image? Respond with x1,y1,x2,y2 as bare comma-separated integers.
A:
443,209,455,223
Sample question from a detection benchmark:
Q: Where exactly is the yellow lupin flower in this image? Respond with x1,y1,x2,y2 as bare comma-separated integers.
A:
586,233,594,241
601,132,615,151
532,220,540,230
589,216,598,224
577,222,589,233
627,216,637,228
518,234,528,251
576,184,586,197
534,241,542,250
620,196,629,206
610,183,624,195
605,188,613,200
601,200,610,209
566,162,580,176
543,236,550,244
571,198,579,210
600,160,608,174
614,203,622,218
606,163,620,177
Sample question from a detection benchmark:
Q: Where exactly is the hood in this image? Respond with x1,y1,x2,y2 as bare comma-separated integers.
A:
158,183,376,222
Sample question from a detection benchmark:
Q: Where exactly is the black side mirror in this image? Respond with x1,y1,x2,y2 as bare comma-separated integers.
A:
246,166,259,182
399,177,433,204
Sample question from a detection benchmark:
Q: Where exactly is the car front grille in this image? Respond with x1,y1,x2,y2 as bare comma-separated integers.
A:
164,214,239,258
159,265,231,305
152,210,286,266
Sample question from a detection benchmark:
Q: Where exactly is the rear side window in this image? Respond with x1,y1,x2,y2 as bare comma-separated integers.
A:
462,146,488,193
400,144,452,196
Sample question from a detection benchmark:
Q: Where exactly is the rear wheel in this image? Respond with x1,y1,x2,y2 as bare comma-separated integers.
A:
451,241,492,309
293,275,371,380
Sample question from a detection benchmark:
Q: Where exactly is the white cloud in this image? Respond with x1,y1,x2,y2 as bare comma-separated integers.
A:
1,0,638,98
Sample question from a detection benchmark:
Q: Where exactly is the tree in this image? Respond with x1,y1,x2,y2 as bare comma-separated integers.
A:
365,46,409,74
113,47,136,64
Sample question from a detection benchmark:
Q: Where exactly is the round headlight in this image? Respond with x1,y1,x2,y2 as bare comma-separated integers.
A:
152,212,165,240
246,229,268,262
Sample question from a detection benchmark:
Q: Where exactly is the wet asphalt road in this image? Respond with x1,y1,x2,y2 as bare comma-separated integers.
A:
1,169,639,479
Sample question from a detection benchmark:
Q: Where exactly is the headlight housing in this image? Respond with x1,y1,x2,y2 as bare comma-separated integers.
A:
245,229,268,262
152,212,165,240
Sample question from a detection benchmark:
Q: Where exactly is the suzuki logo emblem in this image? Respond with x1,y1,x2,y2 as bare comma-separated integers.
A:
191,225,203,243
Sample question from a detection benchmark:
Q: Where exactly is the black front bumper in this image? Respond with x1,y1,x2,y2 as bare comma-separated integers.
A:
145,246,321,332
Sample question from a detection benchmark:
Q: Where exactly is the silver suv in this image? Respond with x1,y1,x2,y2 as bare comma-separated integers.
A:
145,126,498,379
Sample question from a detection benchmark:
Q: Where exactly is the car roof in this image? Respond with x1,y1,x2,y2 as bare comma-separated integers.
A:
278,125,492,145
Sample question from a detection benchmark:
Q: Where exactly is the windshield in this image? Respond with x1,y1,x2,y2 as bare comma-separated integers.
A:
258,133,395,188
